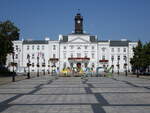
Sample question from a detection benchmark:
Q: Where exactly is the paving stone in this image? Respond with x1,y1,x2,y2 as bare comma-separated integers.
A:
103,106,150,113
0,94,17,103
1,105,93,113
42,84,88,88
0,84,38,89
91,87,150,93
101,93,150,104
92,83,132,88
10,94,98,104
0,88,34,94
34,88,86,94
0,75,150,113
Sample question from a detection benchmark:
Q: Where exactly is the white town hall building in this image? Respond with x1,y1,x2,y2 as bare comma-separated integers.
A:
7,13,137,73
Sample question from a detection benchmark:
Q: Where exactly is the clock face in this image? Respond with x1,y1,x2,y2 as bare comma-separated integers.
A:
77,20,80,24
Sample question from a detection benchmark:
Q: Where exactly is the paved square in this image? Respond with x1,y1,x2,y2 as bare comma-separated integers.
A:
0,75,150,113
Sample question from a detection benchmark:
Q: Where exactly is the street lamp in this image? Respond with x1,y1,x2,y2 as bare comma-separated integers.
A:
117,56,120,75
27,54,31,79
124,56,128,76
37,56,39,77
43,58,45,75
111,56,114,73
12,52,15,82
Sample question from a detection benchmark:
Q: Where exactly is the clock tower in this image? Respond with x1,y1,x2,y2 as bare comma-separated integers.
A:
74,13,83,34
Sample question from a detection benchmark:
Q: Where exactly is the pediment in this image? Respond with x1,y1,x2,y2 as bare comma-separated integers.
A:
68,37,90,43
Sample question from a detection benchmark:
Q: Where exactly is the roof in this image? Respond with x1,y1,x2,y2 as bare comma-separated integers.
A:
23,40,48,44
109,40,130,46
90,36,97,42
60,36,68,42
98,40,109,42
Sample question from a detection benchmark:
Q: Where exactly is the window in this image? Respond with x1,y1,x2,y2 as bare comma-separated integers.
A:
77,46,81,49
118,48,120,52
92,53,95,59
15,54,18,59
111,55,114,61
27,45,29,50
42,45,44,50
32,63,34,67
84,53,87,58
111,48,114,52
77,53,81,57
26,54,29,59
92,63,95,68
71,53,73,58
37,45,40,50
16,45,18,51
42,53,45,58
92,46,94,49
123,48,126,52
70,45,74,49
53,54,55,58
32,54,34,59
53,45,56,50
102,55,105,60
85,46,88,49
32,45,34,50
123,55,127,60
117,55,120,60
63,53,66,59
64,46,66,49
102,47,106,52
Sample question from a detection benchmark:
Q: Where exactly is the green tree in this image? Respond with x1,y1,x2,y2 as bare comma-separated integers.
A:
144,42,150,72
0,20,19,70
130,40,143,77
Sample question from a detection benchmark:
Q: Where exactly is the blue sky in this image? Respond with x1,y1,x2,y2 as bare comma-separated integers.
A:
0,0,150,42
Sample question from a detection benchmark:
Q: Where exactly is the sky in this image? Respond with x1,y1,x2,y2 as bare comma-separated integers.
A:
0,0,150,42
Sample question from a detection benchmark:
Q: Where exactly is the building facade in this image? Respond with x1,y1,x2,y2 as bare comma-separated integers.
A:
7,13,137,73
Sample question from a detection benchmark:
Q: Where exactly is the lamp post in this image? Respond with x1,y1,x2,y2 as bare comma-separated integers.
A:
37,56,39,77
12,52,15,82
111,56,114,73
124,56,128,76
27,54,30,79
43,58,45,75
117,56,120,75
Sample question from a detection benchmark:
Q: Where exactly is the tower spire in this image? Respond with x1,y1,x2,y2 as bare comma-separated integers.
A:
74,12,83,34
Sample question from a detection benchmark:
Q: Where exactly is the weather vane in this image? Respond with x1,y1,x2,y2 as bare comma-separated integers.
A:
77,9,80,13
